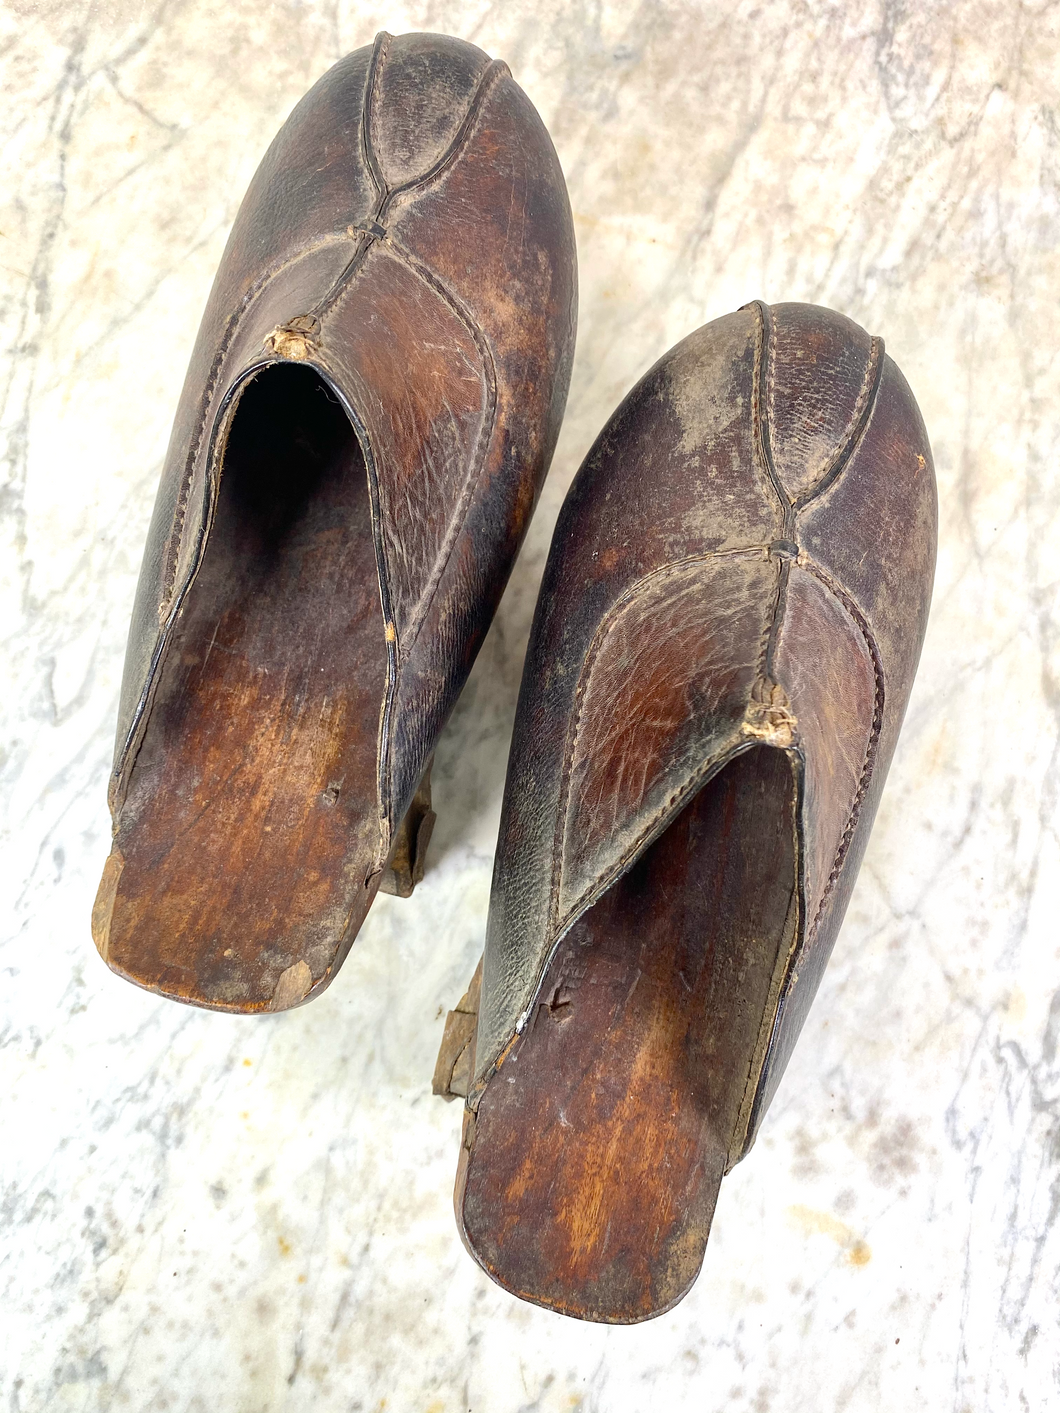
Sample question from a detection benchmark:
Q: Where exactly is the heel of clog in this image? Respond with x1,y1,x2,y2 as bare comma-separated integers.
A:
379,759,437,898
433,957,482,1100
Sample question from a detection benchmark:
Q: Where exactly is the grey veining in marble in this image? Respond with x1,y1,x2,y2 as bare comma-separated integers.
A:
2,0,1059,1408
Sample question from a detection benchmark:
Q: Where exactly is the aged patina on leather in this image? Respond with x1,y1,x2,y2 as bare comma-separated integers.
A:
91,33,577,1012
444,303,936,1322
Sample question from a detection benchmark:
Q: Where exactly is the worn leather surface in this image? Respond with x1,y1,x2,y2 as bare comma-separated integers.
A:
554,554,776,926
473,301,936,1157
109,32,577,864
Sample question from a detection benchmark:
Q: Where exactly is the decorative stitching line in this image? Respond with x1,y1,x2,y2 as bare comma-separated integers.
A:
748,297,794,691
545,545,770,938
751,305,885,733
382,238,499,657
314,56,508,323
386,60,509,204
766,304,778,484
370,240,498,829
742,298,790,694
793,335,885,511
362,32,390,199
748,300,789,524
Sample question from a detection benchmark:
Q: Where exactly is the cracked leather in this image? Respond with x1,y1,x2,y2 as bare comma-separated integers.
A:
474,302,936,1156
108,31,577,844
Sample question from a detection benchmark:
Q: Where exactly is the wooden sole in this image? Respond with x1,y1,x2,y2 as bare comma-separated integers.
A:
457,745,799,1322
94,364,396,1012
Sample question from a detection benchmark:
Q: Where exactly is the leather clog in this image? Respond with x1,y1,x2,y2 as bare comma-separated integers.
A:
439,301,936,1322
92,32,577,1013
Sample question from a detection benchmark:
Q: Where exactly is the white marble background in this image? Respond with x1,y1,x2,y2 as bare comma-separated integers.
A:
2,0,1058,1408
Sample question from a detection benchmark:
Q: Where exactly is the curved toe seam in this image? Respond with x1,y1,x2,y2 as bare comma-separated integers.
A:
793,336,885,511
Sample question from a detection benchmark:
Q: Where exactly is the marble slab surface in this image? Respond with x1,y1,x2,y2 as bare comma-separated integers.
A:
2,0,1059,1408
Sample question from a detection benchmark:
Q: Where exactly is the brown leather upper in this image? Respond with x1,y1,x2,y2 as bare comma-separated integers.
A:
110,31,577,857
473,302,936,1156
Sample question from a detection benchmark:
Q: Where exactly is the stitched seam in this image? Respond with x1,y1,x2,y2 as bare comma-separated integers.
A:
116,360,266,790
362,32,390,198
748,298,790,690
387,60,508,203
795,557,885,941
750,300,765,487
314,58,507,324
545,545,768,936
159,314,243,614
289,32,390,327
310,34,391,323
793,336,885,510
382,239,499,655
755,561,783,683
749,300,789,523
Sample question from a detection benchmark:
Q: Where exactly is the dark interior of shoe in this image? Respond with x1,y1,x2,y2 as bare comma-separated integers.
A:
460,745,799,1322
102,364,388,1011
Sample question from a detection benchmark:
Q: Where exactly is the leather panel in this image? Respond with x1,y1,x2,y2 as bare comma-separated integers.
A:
743,357,936,1144
767,303,875,502
322,242,489,641
773,565,877,935
372,33,492,188
556,555,775,925
380,71,579,825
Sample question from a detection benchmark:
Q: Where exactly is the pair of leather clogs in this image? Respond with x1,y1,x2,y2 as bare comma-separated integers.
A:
92,32,936,1325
